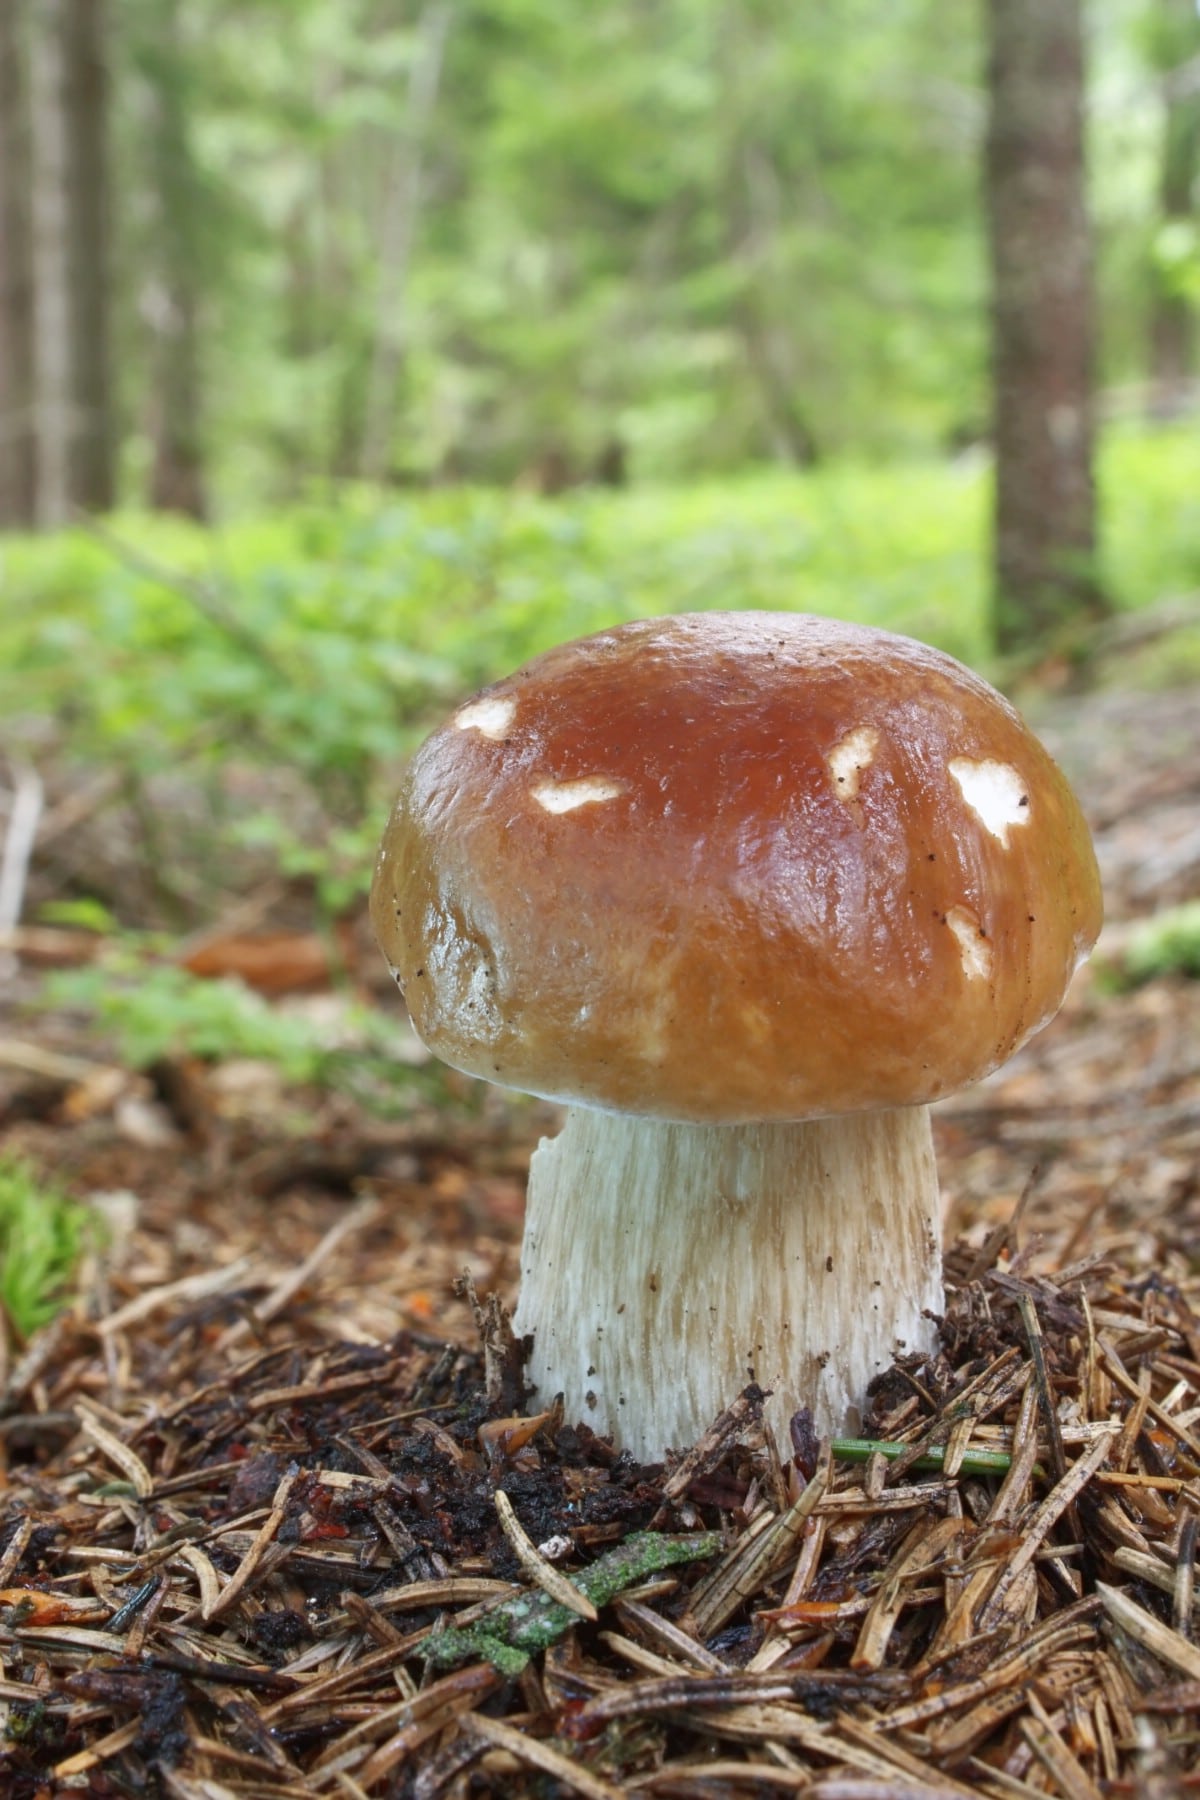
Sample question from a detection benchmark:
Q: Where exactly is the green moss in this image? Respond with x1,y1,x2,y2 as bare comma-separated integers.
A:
422,1530,721,1672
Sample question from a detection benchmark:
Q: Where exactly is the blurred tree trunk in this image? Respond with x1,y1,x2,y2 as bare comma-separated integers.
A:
0,0,36,525
717,6,820,468
25,0,114,528
984,0,1106,654
141,0,207,518
359,2,453,484
64,0,113,510
1147,0,1200,415
29,0,74,527
732,143,820,466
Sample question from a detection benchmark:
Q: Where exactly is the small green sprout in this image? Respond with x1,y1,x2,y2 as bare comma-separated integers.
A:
0,1157,94,1339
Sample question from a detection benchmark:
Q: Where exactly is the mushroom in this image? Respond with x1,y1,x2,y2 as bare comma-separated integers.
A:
370,613,1102,1459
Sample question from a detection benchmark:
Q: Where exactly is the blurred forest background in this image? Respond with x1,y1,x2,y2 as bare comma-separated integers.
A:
1,0,1198,507
3,16,1200,1794
1,0,1199,1157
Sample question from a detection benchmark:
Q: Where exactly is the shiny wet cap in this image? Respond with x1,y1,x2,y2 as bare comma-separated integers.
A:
371,613,1102,1122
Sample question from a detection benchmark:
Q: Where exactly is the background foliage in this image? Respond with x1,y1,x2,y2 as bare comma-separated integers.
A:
1,0,1197,1073
3,423,1196,928
57,0,1200,502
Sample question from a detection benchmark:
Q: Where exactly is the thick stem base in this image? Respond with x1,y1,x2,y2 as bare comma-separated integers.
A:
512,1107,942,1460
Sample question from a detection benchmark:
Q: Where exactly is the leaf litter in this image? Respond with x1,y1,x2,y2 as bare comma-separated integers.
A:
0,682,1197,1795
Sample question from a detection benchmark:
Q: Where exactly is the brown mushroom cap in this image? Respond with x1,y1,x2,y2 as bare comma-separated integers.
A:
371,613,1102,1122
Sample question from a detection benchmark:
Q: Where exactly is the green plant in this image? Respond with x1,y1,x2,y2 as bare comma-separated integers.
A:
36,899,120,934
2,430,1195,935
0,1159,94,1339
1121,903,1200,985
38,941,440,1115
44,946,345,1080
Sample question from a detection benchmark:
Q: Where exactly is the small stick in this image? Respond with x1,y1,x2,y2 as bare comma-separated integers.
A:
75,1401,154,1498
1175,1510,1198,1640
649,1385,767,1526
831,1437,1022,1479
690,1458,829,1638
0,760,43,983
203,1467,298,1621
51,1720,141,1780
1103,1340,1200,1464
987,1378,1049,1534
1021,1690,1105,1800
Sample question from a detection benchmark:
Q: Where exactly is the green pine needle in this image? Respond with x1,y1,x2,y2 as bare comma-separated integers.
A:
831,1436,1016,1477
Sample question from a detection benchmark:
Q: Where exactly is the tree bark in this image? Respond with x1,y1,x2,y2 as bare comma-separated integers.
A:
26,0,114,528
984,0,1105,654
141,0,207,519
64,0,114,511
358,2,453,484
29,0,73,528
0,0,36,525
1147,0,1200,415
733,143,820,467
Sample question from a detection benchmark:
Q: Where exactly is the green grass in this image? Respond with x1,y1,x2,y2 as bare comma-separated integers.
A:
0,1158,94,1340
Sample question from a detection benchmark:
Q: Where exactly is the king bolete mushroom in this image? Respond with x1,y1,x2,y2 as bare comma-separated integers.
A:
371,613,1102,1459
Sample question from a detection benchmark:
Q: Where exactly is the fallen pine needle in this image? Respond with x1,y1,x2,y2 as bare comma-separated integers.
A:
494,1487,598,1621
460,1711,627,1800
830,1437,1025,1478
1096,1581,1200,1681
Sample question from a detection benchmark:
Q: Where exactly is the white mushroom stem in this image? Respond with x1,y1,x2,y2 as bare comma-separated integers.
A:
512,1105,943,1461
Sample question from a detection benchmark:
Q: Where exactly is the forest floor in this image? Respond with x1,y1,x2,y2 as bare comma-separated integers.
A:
0,676,1198,1797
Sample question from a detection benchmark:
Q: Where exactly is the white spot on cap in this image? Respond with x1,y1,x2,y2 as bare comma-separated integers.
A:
828,726,879,800
945,905,993,981
533,777,625,814
948,757,1030,846
454,696,516,739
